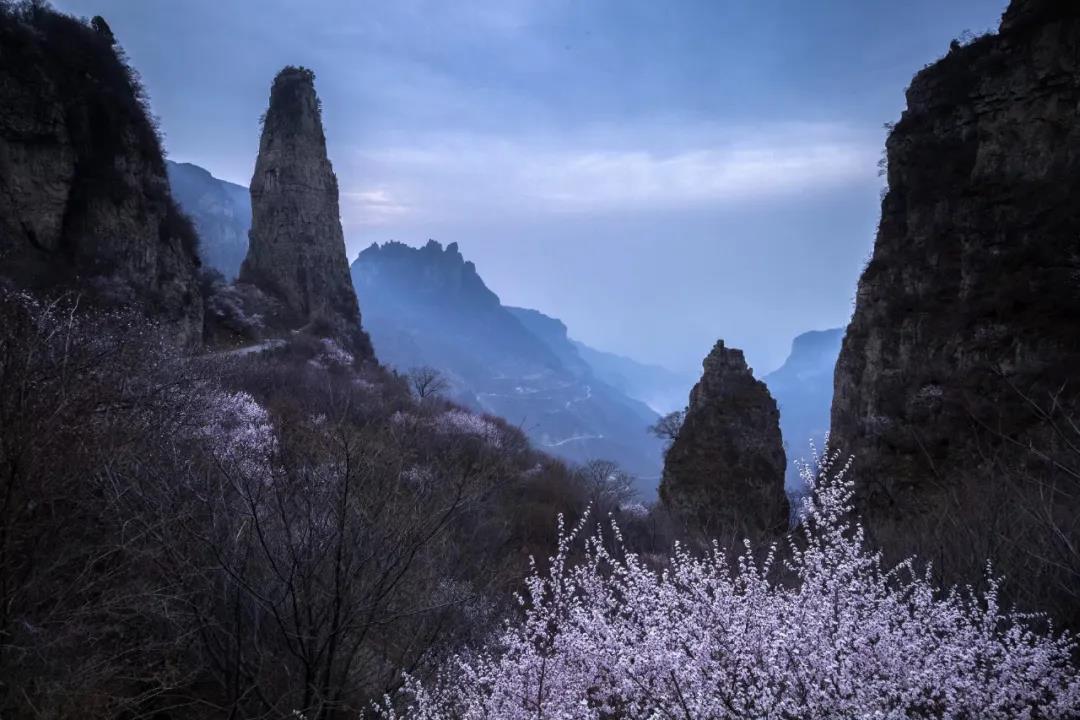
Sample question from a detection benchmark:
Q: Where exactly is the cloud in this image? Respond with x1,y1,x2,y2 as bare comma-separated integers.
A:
525,143,873,212
340,188,412,228
344,123,879,223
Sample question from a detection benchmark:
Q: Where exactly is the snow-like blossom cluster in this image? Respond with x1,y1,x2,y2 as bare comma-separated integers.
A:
382,452,1080,719
433,409,504,448
390,410,415,426
617,501,649,519
317,337,353,367
200,390,276,475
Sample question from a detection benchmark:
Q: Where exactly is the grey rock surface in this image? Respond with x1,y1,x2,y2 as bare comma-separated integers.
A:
0,8,202,342
831,0,1080,556
660,340,789,541
239,66,371,357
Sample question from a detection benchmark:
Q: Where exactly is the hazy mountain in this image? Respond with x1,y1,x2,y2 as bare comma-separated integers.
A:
506,306,594,380
571,342,695,415
166,160,250,280
352,240,665,493
763,328,843,490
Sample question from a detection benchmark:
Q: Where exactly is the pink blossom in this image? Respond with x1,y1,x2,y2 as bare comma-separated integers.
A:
383,451,1080,719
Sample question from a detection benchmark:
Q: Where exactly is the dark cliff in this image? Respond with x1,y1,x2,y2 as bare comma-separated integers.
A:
0,5,201,341
831,0,1080,621
239,66,371,356
660,341,788,541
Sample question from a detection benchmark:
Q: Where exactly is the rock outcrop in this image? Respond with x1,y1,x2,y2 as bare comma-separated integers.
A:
239,66,371,357
0,6,202,341
831,0,1080,619
660,341,789,540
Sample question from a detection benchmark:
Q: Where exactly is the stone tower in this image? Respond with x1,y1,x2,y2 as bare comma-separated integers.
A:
239,66,371,356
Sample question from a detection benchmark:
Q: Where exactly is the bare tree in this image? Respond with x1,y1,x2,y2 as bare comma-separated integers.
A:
408,366,449,400
576,459,635,510
649,409,686,446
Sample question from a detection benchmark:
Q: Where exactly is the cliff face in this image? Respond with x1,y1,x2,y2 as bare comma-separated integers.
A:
0,6,201,341
239,67,370,356
831,0,1080,607
167,161,250,281
660,341,789,540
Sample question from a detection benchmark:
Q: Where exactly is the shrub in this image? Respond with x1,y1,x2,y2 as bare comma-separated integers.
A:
383,451,1080,719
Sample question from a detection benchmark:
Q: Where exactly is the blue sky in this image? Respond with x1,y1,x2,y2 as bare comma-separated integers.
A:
55,0,1007,374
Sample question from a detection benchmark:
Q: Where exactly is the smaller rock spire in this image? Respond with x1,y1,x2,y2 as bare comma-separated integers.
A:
660,340,789,541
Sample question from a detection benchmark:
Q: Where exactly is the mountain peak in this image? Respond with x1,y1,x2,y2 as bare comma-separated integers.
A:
239,66,371,357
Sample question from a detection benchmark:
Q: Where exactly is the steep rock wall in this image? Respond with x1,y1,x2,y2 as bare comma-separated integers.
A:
833,0,1080,510
830,0,1080,621
0,7,201,341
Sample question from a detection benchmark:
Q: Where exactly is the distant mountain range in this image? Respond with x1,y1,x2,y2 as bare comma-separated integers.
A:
571,342,694,416
166,161,250,280
167,161,682,491
350,240,668,492
167,160,842,495
762,328,843,491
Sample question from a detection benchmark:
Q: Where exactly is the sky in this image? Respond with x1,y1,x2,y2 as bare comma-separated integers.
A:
55,0,1008,375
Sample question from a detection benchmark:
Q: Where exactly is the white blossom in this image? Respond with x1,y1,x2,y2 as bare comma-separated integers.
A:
199,390,276,475
433,409,504,448
383,451,1080,719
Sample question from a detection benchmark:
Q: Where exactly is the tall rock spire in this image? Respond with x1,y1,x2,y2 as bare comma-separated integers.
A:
660,340,789,542
239,66,371,356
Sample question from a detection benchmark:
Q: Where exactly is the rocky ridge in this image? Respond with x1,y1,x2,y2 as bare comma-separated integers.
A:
351,240,667,490
660,340,789,540
167,161,250,281
764,328,843,490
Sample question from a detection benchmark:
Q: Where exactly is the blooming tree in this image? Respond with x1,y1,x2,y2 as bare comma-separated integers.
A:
382,451,1080,719
434,409,505,448
199,389,277,476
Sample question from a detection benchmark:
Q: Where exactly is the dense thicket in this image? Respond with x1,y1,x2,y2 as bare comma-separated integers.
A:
0,291,659,719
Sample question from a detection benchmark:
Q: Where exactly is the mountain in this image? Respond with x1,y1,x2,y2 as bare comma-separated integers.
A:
166,161,250,280
831,0,1080,624
0,6,201,342
506,307,594,380
240,66,372,357
659,340,789,541
763,328,843,490
352,240,665,492
571,342,695,416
